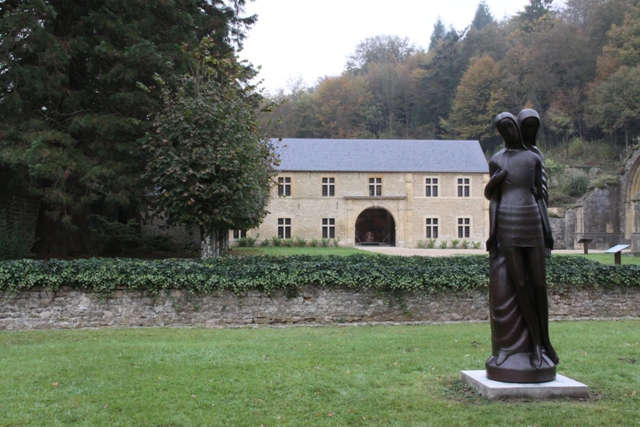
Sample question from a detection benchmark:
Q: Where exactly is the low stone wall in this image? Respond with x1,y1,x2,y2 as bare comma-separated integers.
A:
1,287,639,330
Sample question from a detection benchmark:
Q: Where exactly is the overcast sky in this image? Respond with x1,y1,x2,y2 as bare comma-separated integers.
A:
239,0,548,94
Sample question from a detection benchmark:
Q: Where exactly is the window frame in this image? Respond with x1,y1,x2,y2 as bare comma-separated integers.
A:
322,218,336,239
277,218,292,239
425,217,439,239
457,217,471,239
369,177,382,197
232,230,247,239
425,177,439,197
322,177,335,197
457,177,471,198
278,176,292,197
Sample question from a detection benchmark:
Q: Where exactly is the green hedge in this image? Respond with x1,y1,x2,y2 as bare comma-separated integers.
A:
0,254,639,296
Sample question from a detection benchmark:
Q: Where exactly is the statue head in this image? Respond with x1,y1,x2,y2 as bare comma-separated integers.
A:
517,109,540,147
494,112,522,149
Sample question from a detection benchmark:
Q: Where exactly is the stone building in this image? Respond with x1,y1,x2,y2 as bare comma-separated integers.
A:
232,138,490,248
561,146,640,252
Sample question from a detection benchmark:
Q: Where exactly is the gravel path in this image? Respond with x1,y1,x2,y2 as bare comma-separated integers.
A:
357,247,604,257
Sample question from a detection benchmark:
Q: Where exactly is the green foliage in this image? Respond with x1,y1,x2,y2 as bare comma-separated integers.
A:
282,239,293,247
1,255,638,298
0,0,255,255
427,239,436,249
564,173,590,197
321,238,331,248
246,235,258,248
143,235,174,252
91,216,142,255
295,237,307,247
260,238,270,247
236,235,257,248
461,240,470,249
143,39,277,253
471,241,482,249
310,239,319,247
451,239,460,249
271,236,282,247
439,241,448,249
416,240,427,249
0,215,34,260
333,237,341,247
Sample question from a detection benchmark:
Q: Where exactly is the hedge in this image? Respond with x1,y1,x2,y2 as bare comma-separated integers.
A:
0,254,639,296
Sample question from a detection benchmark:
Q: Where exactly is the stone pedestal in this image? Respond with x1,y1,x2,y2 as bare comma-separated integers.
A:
461,370,589,400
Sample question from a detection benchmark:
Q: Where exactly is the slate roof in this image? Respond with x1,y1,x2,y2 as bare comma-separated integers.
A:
273,138,488,173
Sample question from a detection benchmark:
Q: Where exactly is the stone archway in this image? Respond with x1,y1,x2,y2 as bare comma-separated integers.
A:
355,208,396,246
624,148,640,251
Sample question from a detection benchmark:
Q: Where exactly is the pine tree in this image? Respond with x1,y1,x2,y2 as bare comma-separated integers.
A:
429,17,447,51
0,0,256,256
471,0,495,30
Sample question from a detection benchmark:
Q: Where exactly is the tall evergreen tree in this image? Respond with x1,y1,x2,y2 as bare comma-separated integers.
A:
0,0,256,256
519,0,555,23
429,17,447,51
420,27,469,138
471,0,495,30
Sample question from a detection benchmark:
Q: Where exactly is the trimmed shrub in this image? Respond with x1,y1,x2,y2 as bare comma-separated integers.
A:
1,254,636,297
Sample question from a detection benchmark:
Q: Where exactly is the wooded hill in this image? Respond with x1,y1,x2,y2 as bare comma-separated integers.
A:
260,0,640,163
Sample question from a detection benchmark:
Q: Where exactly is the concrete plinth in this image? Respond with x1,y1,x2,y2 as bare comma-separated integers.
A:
461,370,589,400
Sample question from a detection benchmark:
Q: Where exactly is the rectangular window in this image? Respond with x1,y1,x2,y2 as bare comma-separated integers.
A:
278,218,291,239
278,177,291,197
322,177,335,197
322,218,335,239
232,230,246,239
458,217,471,238
425,177,439,197
457,177,470,197
369,177,382,197
426,218,439,239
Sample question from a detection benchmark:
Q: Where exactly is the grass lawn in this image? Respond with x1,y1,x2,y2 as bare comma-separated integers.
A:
1,321,638,426
229,246,369,257
561,252,640,266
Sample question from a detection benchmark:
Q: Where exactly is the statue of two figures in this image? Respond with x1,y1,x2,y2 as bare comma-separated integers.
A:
485,109,559,383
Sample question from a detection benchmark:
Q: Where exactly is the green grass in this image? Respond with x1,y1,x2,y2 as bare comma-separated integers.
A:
1,321,638,426
562,253,640,266
230,246,368,256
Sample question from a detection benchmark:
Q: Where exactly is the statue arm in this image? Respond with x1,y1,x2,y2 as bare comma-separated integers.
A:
484,168,507,200
535,159,553,257
486,160,502,258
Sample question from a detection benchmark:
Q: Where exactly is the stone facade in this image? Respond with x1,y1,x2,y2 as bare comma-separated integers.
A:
1,287,638,330
234,171,489,249
552,146,640,252
573,186,624,249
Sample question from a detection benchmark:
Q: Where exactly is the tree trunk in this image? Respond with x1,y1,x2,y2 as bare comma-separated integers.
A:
200,227,229,258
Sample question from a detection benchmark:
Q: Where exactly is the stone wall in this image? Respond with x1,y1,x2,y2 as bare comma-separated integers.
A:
1,287,638,330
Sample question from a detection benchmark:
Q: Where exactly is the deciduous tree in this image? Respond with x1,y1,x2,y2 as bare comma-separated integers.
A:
144,41,277,258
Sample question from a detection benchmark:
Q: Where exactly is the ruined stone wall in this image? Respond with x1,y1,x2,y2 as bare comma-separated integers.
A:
1,287,638,330
549,217,566,249
578,186,623,249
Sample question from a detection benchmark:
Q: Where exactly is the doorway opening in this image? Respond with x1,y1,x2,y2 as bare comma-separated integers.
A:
355,208,396,246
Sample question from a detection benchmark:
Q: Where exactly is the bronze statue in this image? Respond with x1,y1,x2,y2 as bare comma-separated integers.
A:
484,111,558,383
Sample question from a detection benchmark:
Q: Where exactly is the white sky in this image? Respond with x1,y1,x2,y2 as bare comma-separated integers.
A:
239,0,539,94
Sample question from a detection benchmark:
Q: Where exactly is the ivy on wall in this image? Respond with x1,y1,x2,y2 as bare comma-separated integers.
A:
0,255,638,297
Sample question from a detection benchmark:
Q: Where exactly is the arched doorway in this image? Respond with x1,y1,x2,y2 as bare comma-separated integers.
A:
355,208,396,246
